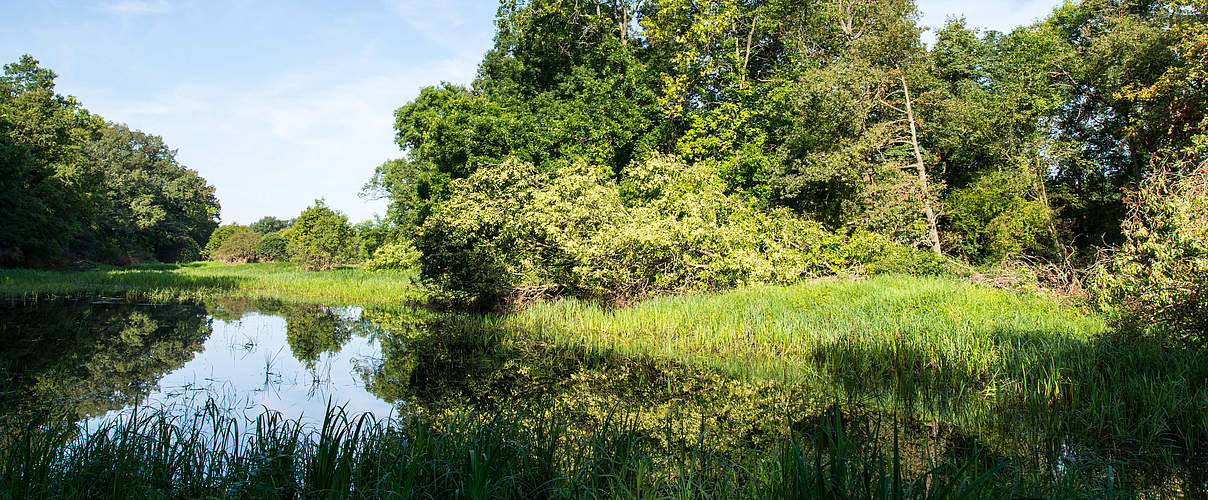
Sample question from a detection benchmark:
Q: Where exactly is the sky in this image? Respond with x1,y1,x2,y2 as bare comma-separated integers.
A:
2,0,1063,224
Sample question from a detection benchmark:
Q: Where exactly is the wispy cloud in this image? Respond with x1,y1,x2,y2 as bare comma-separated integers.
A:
99,0,171,16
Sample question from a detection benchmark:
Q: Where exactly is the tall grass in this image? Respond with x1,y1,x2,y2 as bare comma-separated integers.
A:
505,275,1206,464
0,262,427,305
0,401,1143,499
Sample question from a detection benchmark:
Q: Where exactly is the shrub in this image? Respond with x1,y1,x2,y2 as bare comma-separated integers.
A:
945,171,1052,264
865,239,959,276
255,231,290,262
355,219,396,262
214,229,261,264
363,241,420,271
419,155,875,306
202,224,246,259
290,200,355,271
1093,159,1208,345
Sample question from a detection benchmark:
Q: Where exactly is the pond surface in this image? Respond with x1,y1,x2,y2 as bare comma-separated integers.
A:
0,298,393,423
0,296,1203,495
0,296,790,436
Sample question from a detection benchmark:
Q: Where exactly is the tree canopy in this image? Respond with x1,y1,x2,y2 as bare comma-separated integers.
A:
0,55,220,267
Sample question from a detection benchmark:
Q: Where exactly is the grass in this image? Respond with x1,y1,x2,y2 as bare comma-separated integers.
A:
0,261,427,306
2,266,1204,495
501,275,1206,465
0,401,1140,499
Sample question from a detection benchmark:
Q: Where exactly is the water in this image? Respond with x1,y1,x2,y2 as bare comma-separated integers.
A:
0,298,396,423
0,296,1202,494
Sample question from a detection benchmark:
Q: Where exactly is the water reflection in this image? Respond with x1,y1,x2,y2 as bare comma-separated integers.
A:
0,296,1201,494
0,298,210,419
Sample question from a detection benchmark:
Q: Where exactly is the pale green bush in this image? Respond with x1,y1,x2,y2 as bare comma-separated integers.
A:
214,230,260,264
418,155,876,306
364,241,420,271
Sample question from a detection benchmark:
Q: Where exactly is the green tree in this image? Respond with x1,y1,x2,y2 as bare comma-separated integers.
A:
85,123,219,263
0,55,102,267
249,216,293,235
289,200,355,271
255,231,290,262
214,230,260,264
203,223,248,259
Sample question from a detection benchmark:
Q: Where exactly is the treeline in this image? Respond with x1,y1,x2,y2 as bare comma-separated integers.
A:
205,204,415,271
0,56,220,267
362,0,1205,327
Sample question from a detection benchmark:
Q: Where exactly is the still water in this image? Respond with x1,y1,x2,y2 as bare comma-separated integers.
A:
0,296,1202,494
0,298,399,423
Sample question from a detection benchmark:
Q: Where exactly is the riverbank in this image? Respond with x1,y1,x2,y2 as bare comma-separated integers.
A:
0,262,427,305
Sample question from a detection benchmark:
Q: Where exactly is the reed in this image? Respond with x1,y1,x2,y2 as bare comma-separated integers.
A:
0,401,1140,499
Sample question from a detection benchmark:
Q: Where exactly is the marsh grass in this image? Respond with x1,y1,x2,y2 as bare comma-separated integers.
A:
0,401,1140,499
0,262,426,305
502,275,1206,466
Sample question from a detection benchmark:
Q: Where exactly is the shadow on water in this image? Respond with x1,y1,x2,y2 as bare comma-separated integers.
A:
0,296,1205,496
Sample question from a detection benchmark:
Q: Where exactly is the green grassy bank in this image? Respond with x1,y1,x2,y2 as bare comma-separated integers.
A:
0,262,427,305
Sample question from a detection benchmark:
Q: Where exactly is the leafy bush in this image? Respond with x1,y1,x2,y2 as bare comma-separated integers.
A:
419,155,876,306
865,240,959,276
174,237,202,263
945,171,1052,264
214,229,260,264
363,241,420,271
290,200,355,271
1093,160,1208,345
354,218,396,262
202,224,246,259
255,230,290,262
249,216,293,235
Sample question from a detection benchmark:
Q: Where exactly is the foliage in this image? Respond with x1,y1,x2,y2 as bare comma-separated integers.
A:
248,216,293,235
1094,159,1208,345
254,230,290,262
352,217,396,261
85,123,219,263
202,223,246,260
0,55,219,268
362,240,419,272
945,171,1053,263
289,200,356,271
419,155,875,306
212,229,260,264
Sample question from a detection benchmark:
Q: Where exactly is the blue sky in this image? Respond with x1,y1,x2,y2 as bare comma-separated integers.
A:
2,0,1063,224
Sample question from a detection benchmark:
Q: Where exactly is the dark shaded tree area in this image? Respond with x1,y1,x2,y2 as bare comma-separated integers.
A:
367,0,1206,268
0,55,219,268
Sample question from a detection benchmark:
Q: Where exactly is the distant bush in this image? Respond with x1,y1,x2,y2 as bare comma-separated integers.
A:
363,240,419,271
255,231,290,262
355,219,397,262
1093,160,1208,345
214,229,261,264
945,171,1052,264
249,216,293,235
865,240,959,276
419,155,876,306
203,224,246,259
290,201,355,271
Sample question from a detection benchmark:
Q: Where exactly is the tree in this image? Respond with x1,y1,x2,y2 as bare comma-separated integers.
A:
255,231,290,262
0,55,102,266
0,55,221,267
249,216,293,235
289,200,355,271
85,123,219,262
214,230,260,264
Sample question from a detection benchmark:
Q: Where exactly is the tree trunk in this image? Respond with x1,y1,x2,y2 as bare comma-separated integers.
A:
900,74,942,256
